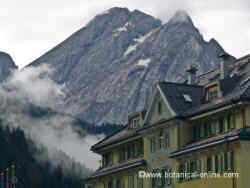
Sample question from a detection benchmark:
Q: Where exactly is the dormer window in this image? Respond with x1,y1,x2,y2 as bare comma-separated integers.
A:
129,117,140,129
133,118,139,128
206,85,219,102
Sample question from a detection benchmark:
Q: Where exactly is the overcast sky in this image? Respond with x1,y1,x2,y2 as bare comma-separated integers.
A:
1,0,250,68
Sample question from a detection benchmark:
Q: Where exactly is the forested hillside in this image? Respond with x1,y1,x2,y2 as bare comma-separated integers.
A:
0,124,88,188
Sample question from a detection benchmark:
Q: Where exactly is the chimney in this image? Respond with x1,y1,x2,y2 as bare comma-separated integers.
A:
219,52,231,79
186,65,198,84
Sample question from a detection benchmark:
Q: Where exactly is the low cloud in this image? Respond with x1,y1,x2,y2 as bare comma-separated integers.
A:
0,65,102,171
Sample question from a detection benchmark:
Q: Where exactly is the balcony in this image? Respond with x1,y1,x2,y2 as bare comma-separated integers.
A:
170,127,250,158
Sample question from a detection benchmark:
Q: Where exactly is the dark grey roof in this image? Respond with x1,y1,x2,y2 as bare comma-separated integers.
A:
219,75,240,96
184,74,250,117
163,55,250,118
158,82,203,114
92,110,147,152
91,125,142,152
86,158,146,181
197,54,236,85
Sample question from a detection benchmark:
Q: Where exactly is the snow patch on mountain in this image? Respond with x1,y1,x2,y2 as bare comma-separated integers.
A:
113,22,134,37
124,28,160,57
124,44,137,56
137,58,151,67
134,28,159,43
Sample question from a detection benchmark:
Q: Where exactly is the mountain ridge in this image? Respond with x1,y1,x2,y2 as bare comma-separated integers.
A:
0,51,17,82
26,7,234,124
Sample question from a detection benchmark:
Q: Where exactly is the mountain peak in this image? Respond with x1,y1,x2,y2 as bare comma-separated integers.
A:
168,10,193,24
0,51,17,82
28,7,228,124
108,7,130,14
94,7,130,19
0,51,17,68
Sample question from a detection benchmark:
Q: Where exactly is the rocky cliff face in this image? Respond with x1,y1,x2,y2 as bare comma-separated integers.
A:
28,8,233,124
0,52,17,82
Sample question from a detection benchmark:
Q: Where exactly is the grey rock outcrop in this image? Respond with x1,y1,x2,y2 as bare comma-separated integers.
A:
28,8,233,124
0,52,17,82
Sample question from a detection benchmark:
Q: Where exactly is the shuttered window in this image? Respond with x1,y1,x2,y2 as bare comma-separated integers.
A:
219,118,224,133
159,130,164,149
150,137,156,153
207,157,212,172
200,126,205,138
211,122,217,136
192,126,198,141
228,151,234,171
214,155,219,173
128,175,134,188
227,114,236,130
137,174,143,188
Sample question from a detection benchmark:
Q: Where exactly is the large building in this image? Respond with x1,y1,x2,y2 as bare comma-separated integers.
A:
85,54,250,188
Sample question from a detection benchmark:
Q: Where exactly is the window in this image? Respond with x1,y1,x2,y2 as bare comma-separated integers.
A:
219,118,224,133
130,143,135,158
204,123,209,137
197,126,201,139
197,160,202,173
165,131,170,148
103,152,113,167
218,153,223,173
228,151,234,171
152,167,171,187
119,141,143,163
206,86,219,101
178,152,234,183
119,148,126,163
158,101,162,115
166,168,172,185
190,160,197,174
116,179,121,188
128,175,134,188
227,113,236,130
200,125,205,138
128,145,132,159
107,180,113,188
224,151,234,171
214,155,219,173
192,114,235,142
211,121,217,136
137,174,143,188
224,152,228,171
185,162,190,181
115,178,125,188
137,140,144,156
159,130,164,149
130,118,140,129
152,169,162,187
205,151,234,173
207,157,212,172
189,160,201,179
150,137,156,153
178,163,185,182
192,126,198,141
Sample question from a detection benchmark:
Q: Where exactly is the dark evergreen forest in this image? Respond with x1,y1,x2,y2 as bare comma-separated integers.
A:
0,119,123,188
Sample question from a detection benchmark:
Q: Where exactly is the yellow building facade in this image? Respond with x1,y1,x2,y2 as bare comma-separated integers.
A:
86,54,250,188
